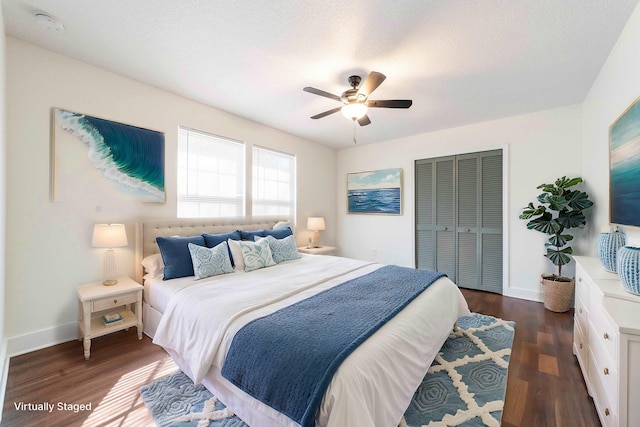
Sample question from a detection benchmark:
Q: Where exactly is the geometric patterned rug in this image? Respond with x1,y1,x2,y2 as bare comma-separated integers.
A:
400,313,515,427
140,313,514,427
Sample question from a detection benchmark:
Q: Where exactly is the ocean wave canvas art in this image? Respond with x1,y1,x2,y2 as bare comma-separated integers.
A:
52,108,165,202
610,97,640,227
347,168,402,215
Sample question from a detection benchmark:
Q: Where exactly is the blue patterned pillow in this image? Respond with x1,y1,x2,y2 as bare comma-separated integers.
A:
264,235,301,264
188,242,234,280
239,239,276,272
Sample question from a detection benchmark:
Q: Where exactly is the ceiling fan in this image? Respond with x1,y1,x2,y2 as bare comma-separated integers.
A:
303,71,413,126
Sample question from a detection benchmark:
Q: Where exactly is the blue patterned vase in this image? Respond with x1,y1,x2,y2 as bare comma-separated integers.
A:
598,231,626,272
617,246,640,295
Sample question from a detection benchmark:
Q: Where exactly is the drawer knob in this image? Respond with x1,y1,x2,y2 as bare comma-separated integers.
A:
605,408,610,416
604,332,609,340
113,299,118,304
579,277,582,282
604,367,609,375
579,308,582,314
579,343,583,349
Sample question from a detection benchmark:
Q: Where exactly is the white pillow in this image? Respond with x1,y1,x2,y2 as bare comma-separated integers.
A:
227,239,245,271
188,242,234,280
141,253,164,277
273,221,291,230
239,239,276,272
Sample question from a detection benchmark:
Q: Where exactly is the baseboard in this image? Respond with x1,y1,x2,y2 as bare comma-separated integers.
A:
5,321,77,359
503,286,542,303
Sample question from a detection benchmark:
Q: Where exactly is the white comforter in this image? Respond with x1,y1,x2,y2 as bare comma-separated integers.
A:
153,255,470,427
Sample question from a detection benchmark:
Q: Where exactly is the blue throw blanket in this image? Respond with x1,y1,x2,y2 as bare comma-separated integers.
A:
221,265,445,427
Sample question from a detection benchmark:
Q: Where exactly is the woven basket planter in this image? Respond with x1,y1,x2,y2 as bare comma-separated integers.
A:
541,276,575,313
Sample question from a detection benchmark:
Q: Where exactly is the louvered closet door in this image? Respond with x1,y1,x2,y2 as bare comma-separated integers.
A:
415,150,502,294
415,157,456,281
480,152,503,293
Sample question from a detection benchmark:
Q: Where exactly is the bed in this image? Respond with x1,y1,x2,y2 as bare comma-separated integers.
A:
136,217,470,427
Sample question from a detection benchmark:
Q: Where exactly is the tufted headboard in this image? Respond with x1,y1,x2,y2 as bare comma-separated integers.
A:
135,216,290,283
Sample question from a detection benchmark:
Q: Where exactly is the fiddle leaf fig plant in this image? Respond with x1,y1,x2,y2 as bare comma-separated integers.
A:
519,176,593,279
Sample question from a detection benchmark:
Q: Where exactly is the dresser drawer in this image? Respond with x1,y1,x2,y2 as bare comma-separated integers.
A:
589,344,618,404
573,318,589,375
575,268,590,306
575,290,589,337
589,294,618,361
93,292,137,312
588,349,617,427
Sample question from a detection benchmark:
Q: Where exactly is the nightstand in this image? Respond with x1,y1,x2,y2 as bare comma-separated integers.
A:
76,277,143,360
298,246,337,256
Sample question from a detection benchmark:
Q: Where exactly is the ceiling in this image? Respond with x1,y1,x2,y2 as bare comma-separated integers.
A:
2,1,639,149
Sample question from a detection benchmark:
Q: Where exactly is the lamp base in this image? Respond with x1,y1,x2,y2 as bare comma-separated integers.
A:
102,279,118,286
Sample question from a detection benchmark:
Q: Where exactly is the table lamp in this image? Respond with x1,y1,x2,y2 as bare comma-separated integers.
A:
92,224,128,286
307,217,325,248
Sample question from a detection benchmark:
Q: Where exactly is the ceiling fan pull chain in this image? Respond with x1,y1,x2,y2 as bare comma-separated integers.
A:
352,120,357,144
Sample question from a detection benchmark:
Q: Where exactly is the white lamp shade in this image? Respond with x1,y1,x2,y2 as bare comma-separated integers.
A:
92,224,128,248
307,217,326,231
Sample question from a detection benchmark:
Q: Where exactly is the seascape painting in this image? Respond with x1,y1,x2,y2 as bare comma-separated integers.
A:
610,96,640,227
347,168,402,215
52,108,165,202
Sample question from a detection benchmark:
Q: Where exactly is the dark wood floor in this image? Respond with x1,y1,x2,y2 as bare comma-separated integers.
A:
1,289,600,427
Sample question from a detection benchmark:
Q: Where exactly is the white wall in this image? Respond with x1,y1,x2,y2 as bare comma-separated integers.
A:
337,104,584,301
582,2,640,249
4,38,336,354
0,5,8,421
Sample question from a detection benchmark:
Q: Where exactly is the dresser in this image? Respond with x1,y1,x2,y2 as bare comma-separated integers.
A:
573,256,640,427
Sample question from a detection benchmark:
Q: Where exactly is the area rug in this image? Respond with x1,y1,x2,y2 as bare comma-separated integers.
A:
140,313,514,427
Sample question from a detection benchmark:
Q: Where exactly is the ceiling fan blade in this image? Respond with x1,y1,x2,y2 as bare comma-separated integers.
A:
310,106,342,119
356,72,386,98
303,87,341,101
367,99,413,108
357,115,371,126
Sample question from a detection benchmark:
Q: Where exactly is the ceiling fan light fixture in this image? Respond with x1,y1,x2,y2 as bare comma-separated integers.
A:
341,103,368,120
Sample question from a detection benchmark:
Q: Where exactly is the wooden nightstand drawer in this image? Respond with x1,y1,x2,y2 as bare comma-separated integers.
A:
93,292,137,312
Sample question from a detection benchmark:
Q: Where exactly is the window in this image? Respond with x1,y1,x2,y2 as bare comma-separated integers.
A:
177,127,245,218
252,146,296,217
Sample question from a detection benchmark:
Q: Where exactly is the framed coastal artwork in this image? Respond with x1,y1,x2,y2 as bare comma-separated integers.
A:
347,168,402,215
609,96,640,227
51,108,165,202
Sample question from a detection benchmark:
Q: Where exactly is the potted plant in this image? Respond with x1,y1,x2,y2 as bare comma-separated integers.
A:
519,176,594,312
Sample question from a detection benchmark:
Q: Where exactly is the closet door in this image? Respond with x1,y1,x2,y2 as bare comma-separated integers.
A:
480,152,503,293
415,150,502,294
456,154,479,289
415,156,456,280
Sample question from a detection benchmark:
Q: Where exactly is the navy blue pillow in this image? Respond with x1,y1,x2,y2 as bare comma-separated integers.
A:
262,227,293,239
239,229,267,241
202,230,241,266
157,235,205,280
202,230,241,247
